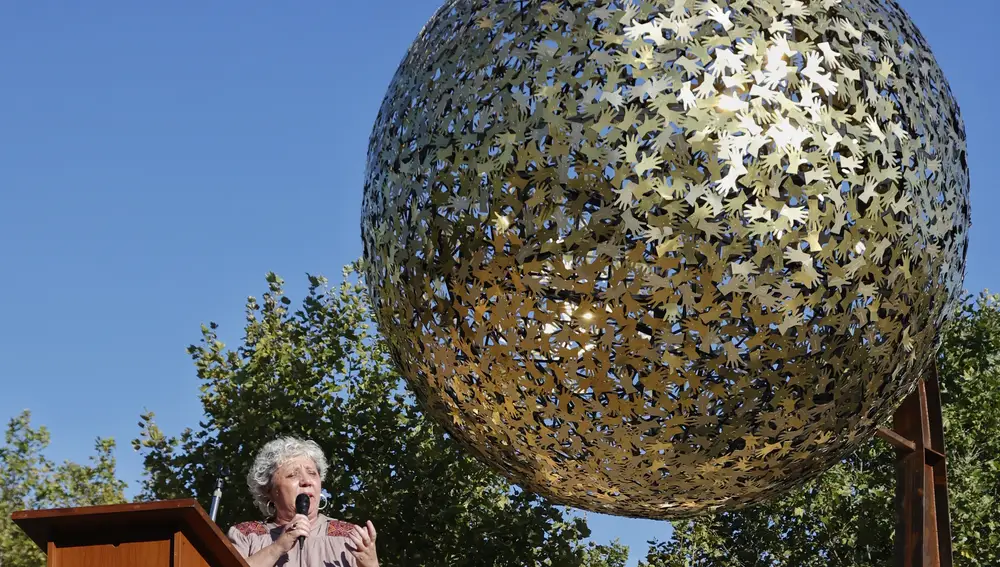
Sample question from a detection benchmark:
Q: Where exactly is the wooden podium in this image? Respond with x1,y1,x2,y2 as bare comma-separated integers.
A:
11,499,250,567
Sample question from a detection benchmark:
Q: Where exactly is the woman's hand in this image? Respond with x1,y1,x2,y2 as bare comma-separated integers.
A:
275,514,312,553
347,521,378,567
244,515,313,567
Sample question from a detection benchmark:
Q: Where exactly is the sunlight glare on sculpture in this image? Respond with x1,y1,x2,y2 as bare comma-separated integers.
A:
360,0,970,518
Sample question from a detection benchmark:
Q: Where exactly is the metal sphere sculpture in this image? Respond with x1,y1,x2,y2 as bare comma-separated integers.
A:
361,0,969,518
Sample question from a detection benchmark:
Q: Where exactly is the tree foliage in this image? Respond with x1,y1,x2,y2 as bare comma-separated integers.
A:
641,293,1000,567
133,265,622,567
0,411,127,567
580,540,629,567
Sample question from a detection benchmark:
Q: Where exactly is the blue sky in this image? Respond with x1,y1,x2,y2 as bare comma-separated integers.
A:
1,1,996,565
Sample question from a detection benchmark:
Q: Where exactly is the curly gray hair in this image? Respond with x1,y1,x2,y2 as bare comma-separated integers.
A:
247,437,329,517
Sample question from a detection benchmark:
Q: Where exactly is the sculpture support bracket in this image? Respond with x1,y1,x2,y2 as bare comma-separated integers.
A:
876,365,953,567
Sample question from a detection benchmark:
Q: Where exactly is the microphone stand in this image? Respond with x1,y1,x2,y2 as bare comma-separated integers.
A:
209,466,225,523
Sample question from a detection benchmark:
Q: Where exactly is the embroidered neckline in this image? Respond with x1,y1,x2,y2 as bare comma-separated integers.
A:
234,521,268,536
327,519,358,537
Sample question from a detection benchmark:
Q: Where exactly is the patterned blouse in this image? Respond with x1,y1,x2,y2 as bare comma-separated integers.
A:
227,514,359,567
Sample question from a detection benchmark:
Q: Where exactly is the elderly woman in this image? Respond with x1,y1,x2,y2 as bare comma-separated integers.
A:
227,437,379,567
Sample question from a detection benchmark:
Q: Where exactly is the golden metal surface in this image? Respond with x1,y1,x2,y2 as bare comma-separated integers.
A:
361,0,969,518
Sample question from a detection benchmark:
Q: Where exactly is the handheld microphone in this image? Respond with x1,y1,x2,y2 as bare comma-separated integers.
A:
295,493,310,550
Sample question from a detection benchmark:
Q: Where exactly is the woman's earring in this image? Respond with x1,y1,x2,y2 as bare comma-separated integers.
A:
318,495,329,511
265,501,277,518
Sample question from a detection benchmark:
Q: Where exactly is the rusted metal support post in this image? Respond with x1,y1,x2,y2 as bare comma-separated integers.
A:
876,364,952,567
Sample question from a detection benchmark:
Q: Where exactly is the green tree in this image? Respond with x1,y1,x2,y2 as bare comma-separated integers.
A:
133,265,625,567
580,540,629,567
0,411,127,567
641,293,1000,567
